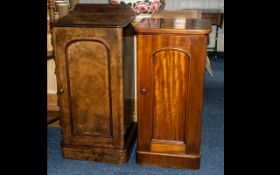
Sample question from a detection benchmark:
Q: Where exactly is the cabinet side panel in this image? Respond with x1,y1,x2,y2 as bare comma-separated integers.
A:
185,36,207,155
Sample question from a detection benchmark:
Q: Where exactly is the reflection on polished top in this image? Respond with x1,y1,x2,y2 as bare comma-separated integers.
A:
133,18,211,35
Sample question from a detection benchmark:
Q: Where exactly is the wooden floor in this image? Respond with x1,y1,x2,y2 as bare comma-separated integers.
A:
47,93,60,127
47,110,60,127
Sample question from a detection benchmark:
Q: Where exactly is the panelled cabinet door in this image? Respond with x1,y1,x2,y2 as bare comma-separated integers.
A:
151,46,191,154
137,34,207,169
54,27,124,149
64,38,114,147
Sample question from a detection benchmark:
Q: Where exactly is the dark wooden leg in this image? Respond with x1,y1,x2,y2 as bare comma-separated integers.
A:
214,25,219,59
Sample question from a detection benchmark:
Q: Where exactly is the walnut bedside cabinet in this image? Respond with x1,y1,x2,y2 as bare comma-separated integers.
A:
52,4,137,163
133,18,211,169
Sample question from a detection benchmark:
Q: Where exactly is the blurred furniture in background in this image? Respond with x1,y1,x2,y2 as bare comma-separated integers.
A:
185,9,224,55
153,9,201,19
199,9,224,76
70,0,80,10
47,0,60,125
47,1,74,125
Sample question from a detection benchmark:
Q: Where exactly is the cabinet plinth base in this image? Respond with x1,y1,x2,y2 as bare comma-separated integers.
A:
136,151,200,170
62,122,137,164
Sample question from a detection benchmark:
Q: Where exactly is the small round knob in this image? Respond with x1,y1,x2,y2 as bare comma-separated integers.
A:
140,87,147,95
58,88,64,94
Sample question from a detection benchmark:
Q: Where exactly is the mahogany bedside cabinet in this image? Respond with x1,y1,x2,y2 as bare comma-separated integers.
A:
133,18,211,169
52,4,137,163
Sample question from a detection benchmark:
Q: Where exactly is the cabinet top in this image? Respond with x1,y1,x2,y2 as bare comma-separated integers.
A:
133,18,211,35
52,4,135,28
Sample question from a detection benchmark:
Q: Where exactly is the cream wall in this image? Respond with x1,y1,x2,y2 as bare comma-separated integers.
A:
47,33,57,95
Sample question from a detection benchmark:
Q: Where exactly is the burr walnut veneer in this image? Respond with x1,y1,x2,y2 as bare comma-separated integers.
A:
52,4,136,163
133,18,211,169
